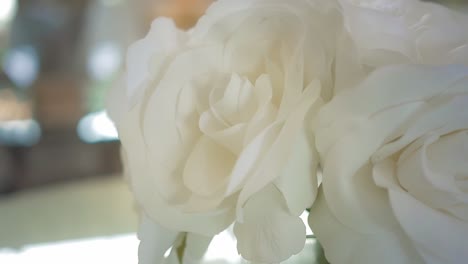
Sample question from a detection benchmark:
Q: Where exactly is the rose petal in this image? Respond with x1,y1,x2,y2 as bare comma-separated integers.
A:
308,187,423,264
320,102,421,232
138,213,180,264
182,188,230,214
389,190,468,263
397,137,462,206
142,46,224,202
183,136,235,197
119,102,235,236
373,96,468,162
237,81,321,220
317,65,468,138
274,126,319,216
398,132,468,220
339,0,468,65
199,119,247,155
339,0,414,65
225,122,282,197
213,74,256,125
234,184,306,263
182,233,213,264
126,18,186,104
243,74,277,145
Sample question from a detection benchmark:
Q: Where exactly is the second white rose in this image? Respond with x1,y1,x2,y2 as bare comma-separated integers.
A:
309,64,468,264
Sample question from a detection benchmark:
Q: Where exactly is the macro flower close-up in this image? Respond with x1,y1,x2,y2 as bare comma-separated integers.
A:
309,65,468,264
107,0,344,262
2,0,468,263
106,0,468,263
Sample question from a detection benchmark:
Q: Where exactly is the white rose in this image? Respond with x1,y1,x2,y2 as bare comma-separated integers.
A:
332,0,468,94
108,0,341,262
309,65,468,264
341,0,468,65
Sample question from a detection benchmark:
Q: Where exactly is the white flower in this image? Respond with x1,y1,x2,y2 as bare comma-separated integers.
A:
309,65,468,264
340,0,468,65
332,0,468,94
107,0,341,262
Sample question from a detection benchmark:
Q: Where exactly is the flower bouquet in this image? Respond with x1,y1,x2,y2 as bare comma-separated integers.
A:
107,0,468,263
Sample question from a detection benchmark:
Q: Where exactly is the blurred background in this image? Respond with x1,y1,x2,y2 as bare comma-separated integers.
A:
0,0,465,263
0,0,213,263
0,0,213,194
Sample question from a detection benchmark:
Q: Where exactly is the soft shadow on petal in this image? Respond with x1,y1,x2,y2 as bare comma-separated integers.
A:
126,18,186,104
316,65,468,137
316,66,468,232
119,102,235,236
320,105,419,232
274,127,318,216
372,96,468,163
308,188,423,264
225,122,282,197
234,184,306,263
138,213,180,264
338,0,468,66
183,136,235,197
182,233,213,264
237,82,321,220
389,190,468,263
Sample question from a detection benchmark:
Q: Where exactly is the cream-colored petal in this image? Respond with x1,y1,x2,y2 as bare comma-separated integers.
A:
126,18,185,104
200,118,247,155
339,0,468,66
316,64,468,160
213,74,256,125
225,122,282,197
397,137,462,207
143,45,223,166
220,7,303,79
308,187,423,264
162,249,181,264
193,0,336,46
274,127,318,216
339,0,414,65
183,136,235,198
138,213,180,264
237,82,321,220
182,189,232,214
142,46,224,202
448,45,468,65
119,102,234,236
404,132,468,219
321,103,421,232
389,190,468,263
182,233,213,264
333,31,369,95
277,37,306,119
317,65,468,136
234,184,306,263
243,75,277,145
372,95,468,162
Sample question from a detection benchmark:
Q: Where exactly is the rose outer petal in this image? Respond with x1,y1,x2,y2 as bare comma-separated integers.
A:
138,213,180,264
308,187,423,264
234,184,306,263
389,190,468,263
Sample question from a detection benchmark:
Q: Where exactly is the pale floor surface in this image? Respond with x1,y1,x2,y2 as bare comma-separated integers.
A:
0,176,323,263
